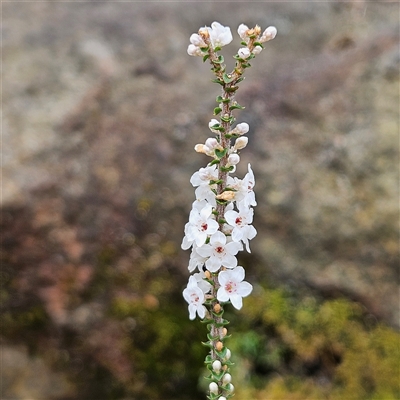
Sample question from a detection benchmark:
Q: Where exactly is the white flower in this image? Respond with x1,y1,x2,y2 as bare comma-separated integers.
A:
237,23,250,41
238,47,251,59
217,266,253,310
224,203,257,252
193,270,212,293
183,276,206,320
190,165,218,204
196,231,242,272
188,245,207,272
190,165,218,187
242,163,256,207
260,26,277,42
207,21,233,48
186,203,219,246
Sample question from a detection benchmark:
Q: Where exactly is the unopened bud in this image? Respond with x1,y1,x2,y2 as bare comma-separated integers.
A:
199,27,210,42
222,327,228,337
209,382,219,394
252,45,263,55
238,47,251,59
222,373,232,384
204,270,211,279
216,191,235,201
205,137,219,149
224,348,231,360
212,360,222,372
190,33,206,47
194,144,207,153
215,341,223,351
260,26,277,42
234,136,248,150
228,154,240,165
213,303,222,313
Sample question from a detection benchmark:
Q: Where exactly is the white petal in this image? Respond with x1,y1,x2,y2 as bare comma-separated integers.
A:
238,281,253,297
217,287,230,302
230,294,243,310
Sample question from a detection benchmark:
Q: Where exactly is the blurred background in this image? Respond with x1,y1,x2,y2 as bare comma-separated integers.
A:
2,2,399,399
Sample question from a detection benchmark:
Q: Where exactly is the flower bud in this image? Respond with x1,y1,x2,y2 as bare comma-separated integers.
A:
234,136,248,150
205,270,211,279
187,44,202,57
227,383,235,393
190,33,206,47
209,119,220,133
228,154,240,166
205,137,219,149
236,122,249,134
252,45,263,55
194,144,207,153
216,191,235,201
219,397,227,400
224,348,231,360
238,47,251,59
209,382,219,394
237,23,249,40
222,373,232,385
212,360,222,372
199,27,210,39
260,26,277,42
215,341,223,351
213,303,222,313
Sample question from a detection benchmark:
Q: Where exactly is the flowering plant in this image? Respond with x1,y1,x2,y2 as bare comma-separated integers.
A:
183,21,277,399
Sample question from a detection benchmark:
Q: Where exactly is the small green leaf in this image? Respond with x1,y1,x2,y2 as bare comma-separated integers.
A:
223,73,235,84
225,86,239,93
215,148,228,159
203,54,210,62
211,78,224,86
229,103,245,111
213,107,222,115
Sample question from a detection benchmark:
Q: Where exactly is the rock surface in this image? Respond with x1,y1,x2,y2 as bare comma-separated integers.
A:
2,2,399,399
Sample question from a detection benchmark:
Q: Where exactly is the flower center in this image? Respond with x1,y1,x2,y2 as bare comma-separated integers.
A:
235,217,242,225
225,281,236,294
191,293,200,303
215,245,224,254
201,223,208,231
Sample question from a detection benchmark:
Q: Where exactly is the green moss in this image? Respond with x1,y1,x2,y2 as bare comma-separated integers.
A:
230,287,400,400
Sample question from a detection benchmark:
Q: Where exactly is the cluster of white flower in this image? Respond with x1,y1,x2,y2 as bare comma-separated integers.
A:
182,123,257,319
